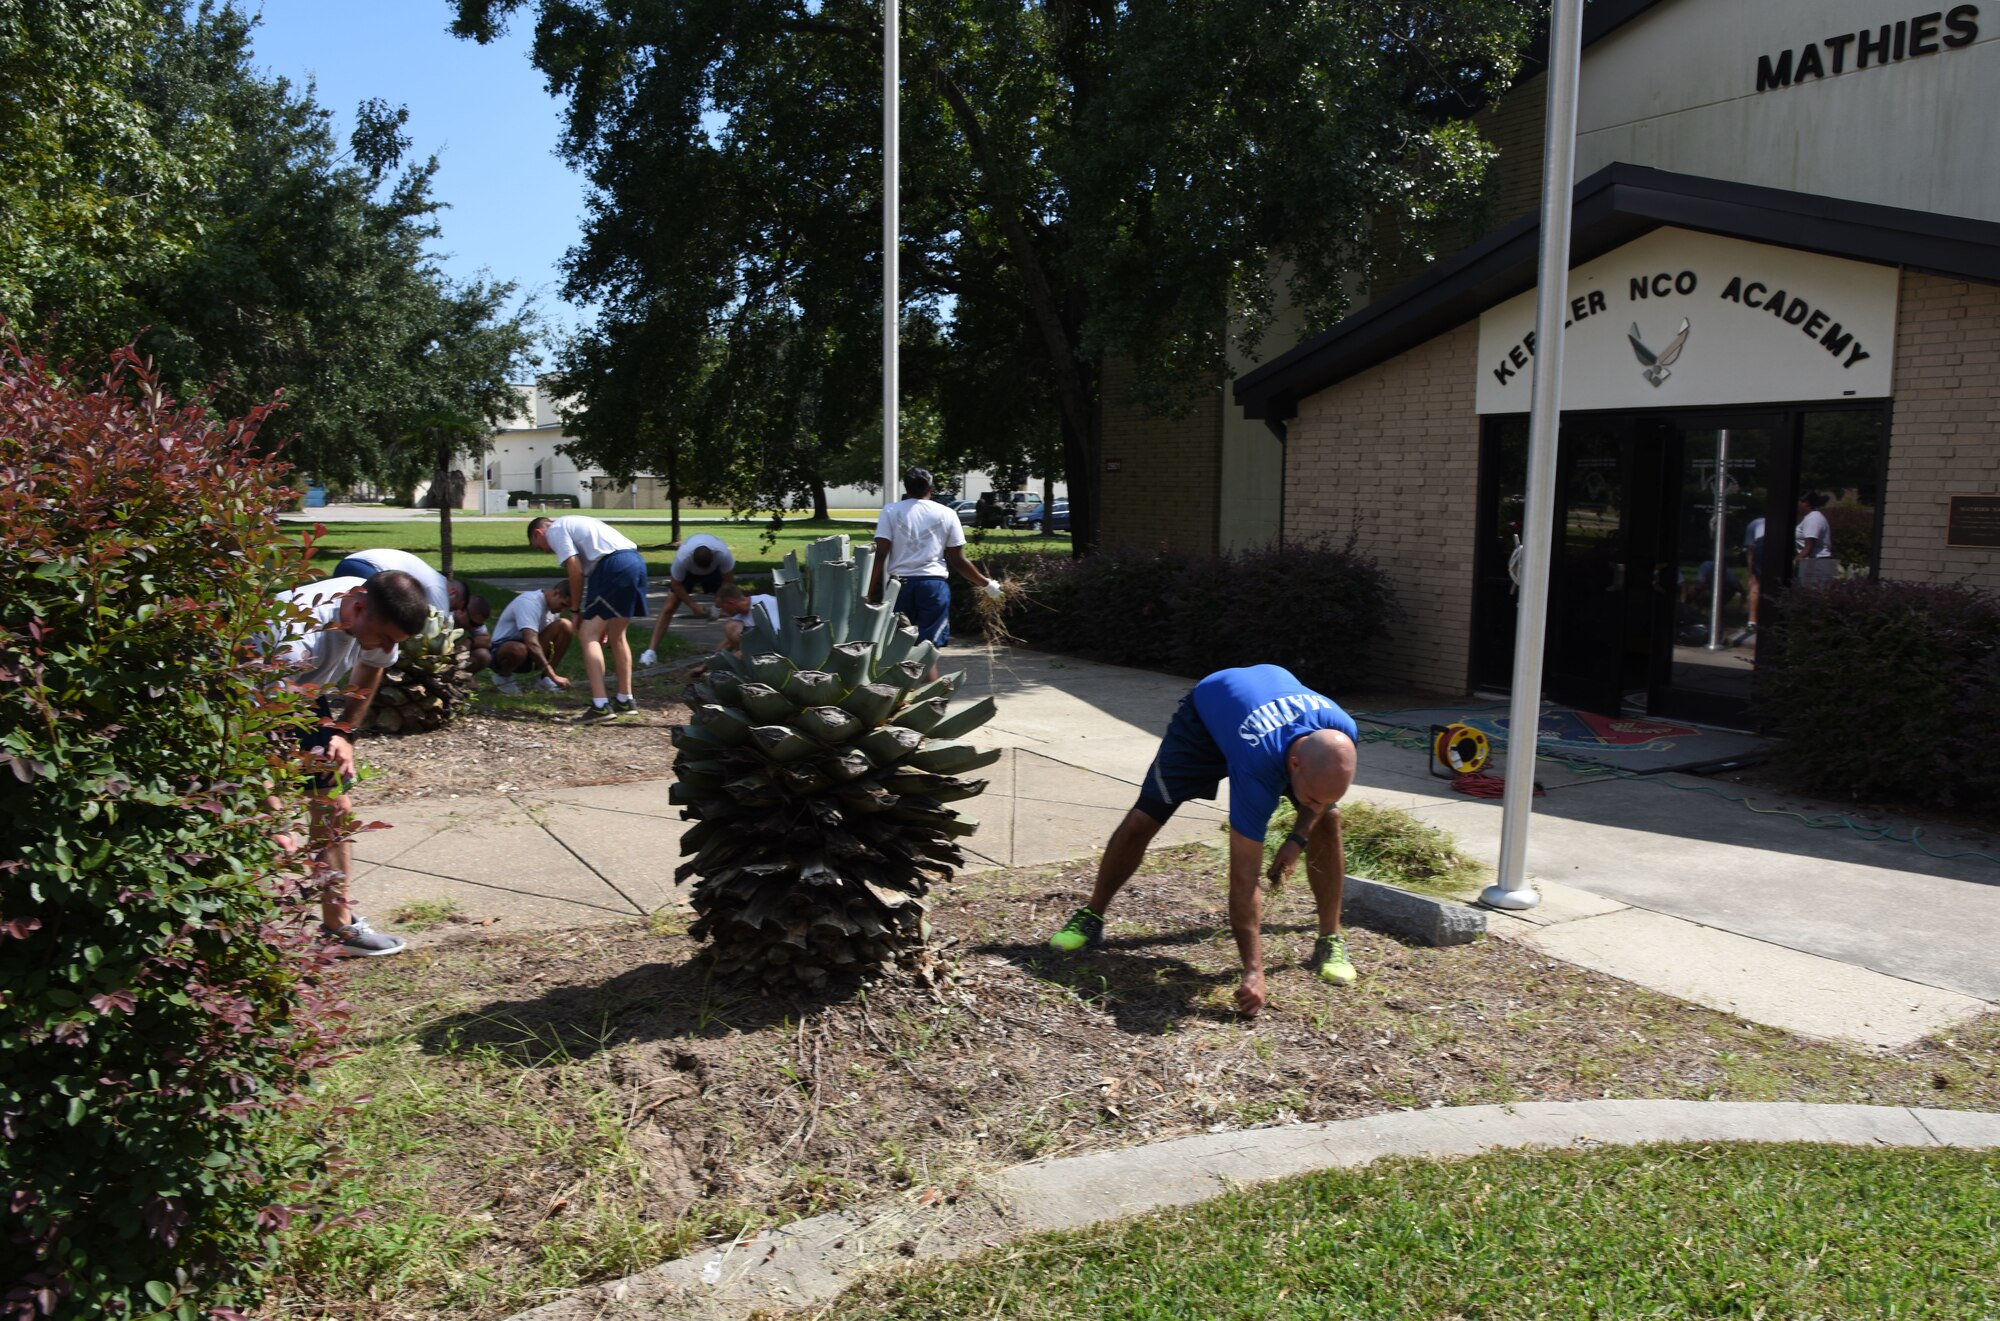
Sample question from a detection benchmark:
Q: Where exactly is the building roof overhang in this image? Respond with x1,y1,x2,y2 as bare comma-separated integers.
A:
1234,163,2000,424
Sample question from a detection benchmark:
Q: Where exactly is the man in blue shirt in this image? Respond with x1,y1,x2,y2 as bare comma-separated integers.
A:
1049,665,1360,1016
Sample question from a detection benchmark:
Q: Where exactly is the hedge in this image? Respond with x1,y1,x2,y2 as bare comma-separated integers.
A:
950,538,1398,694
1,345,340,1319
1761,579,2000,811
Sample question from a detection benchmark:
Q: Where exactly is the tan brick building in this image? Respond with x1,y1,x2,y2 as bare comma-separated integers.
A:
1106,0,2000,727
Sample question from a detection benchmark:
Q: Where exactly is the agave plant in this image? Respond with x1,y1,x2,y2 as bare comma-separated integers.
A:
671,534,998,987
363,609,474,734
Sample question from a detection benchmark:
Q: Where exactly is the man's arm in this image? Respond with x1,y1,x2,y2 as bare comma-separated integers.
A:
1265,803,1328,887
1227,828,1268,1016
519,626,567,686
327,661,389,779
868,537,893,603
944,544,993,591
564,555,586,624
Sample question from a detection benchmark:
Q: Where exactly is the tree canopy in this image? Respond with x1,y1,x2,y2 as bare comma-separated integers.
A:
0,1,538,489
454,0,1530,549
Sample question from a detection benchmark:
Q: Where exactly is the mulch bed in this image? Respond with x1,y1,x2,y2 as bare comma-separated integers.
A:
327,847,1999,1318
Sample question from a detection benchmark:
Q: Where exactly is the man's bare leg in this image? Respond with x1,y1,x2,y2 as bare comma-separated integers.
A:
312,793,354,930
607,616,635,697
580,617,610,701
1305,807,1346,936
1086,808,1166,915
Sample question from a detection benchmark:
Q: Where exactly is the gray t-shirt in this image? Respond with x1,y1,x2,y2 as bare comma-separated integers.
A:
344,548,448,613
492,589,559,646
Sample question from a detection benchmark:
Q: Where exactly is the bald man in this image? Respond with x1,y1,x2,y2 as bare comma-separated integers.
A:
1049,665,1360,1016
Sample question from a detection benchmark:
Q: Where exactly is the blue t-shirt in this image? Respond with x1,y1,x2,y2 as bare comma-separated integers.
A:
1191,665,1358,839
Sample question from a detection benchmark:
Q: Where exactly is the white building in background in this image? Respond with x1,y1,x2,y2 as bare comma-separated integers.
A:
478,382,607,509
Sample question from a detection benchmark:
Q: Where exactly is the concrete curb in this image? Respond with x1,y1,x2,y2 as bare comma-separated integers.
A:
502,1101,2000,1319
1343,874,1487,946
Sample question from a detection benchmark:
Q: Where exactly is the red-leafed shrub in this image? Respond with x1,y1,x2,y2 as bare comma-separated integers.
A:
0,343,341,1319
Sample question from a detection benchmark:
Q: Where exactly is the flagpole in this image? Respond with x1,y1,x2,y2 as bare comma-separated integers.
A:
1485,0,1586,912
881,0,900,502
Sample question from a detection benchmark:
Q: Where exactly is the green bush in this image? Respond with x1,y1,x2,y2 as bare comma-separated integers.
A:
951,538,1397,692
1,345,341,1319
1761,579,2000,811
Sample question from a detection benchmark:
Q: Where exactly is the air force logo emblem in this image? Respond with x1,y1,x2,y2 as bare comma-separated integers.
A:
1628,318,1690,387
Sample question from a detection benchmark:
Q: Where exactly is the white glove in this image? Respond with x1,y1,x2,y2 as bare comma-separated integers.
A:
639,648,658,666
982,579,1005,602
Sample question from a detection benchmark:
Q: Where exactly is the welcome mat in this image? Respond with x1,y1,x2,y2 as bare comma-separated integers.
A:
1358,702,1771,776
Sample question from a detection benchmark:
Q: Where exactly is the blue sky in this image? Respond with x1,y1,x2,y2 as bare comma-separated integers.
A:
249,0,591,354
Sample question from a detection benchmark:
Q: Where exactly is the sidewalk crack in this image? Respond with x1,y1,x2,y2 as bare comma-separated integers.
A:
514,794,651,915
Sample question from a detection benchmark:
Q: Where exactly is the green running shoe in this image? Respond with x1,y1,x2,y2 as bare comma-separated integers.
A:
1049,908,1104,953
1310,932,1357,985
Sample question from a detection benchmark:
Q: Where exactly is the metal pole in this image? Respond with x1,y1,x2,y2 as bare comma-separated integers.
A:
1706,429,1730,650
881,0,900,504
1484,0,1587,912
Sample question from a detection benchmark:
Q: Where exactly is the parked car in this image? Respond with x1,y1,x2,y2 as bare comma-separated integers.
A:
951,500,981,521
972,491,1036,528
1013,498,1070,532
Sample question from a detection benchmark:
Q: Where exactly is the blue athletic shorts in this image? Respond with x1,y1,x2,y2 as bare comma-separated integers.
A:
896,576,952,648
583,548,649,621
333,554,378,581
1134,692,1226,823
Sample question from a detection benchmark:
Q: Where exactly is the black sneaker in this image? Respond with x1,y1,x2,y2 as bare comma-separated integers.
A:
573,703,615,723
611,697,640,721
1049,908,1104,953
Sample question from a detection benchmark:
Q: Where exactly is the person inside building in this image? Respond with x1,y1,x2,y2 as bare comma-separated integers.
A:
1795,492,1837,588
1047,665,1361,1017
1743,515,1767,634
865,466,1002,663
640,532,737,665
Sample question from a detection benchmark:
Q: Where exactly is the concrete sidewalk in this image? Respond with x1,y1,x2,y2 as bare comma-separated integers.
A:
507,1099,2000,1321
354,641,1999,1049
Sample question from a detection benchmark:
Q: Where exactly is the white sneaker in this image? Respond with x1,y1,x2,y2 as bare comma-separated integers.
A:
535,674,562,692
490,673,521,694
639,648,658,666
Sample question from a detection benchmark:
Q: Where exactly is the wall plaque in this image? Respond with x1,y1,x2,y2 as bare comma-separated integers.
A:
1946,495,2000,549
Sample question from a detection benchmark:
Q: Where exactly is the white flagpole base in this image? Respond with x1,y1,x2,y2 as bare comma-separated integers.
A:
1480,882,1543,911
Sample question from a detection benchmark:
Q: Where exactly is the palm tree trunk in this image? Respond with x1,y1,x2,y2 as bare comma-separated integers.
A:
435,428,454,582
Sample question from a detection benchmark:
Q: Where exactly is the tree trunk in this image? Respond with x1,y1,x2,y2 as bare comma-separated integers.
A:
812,478,829,521
1041,472,1055,537
435,429,454,583
667,439,682,542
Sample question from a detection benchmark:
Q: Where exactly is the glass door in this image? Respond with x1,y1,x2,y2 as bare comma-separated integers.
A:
1648,417,1778,724
1544,417,1642,716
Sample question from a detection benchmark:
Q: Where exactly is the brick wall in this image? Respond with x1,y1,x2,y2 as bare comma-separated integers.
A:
1097,356,1223,555
1286,321,1483,694
1883,274,2000,589
1481,74,1548,228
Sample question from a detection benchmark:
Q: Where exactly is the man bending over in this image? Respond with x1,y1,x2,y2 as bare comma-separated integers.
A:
1048,664,1360,1017
487,583,574,694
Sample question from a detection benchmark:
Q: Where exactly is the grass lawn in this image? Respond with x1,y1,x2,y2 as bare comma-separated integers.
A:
821,1142,2000,1319
299,516,1063,584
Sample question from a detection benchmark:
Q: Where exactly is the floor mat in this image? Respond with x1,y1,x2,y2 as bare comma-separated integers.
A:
1357,702,1771,776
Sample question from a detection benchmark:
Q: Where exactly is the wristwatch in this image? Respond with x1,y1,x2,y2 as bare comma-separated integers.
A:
1287,830,1309,850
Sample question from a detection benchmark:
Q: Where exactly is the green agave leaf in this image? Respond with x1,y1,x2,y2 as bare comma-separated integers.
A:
708,649,744,675
906,671,964,705
749,652,793,687
671,724,725,753
926,695,997,741
777,763,831,795
684,681,718,705
691,703,754,745
857,724,923,766
891,697,948,733
838,784,898,813
878,659,927,691
747,608,782,660
907,741,1003,775
798,705,863,745
738,683,797,723
839,682,901,726
876,622,919,672
890,806,980,837
849,601,888,650
852,542,877,596
791,618,832,670
782,669,844,707
823,749,875,781
708,669,744,702
826,641,872,691
675,761,729,791
679,817,722,855
813,560,855,641
904,640,939,678
750,726,819,763
725,772,784,807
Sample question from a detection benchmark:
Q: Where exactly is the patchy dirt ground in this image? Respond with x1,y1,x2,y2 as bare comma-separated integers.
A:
278,846,2000,1320
348,662,696,804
